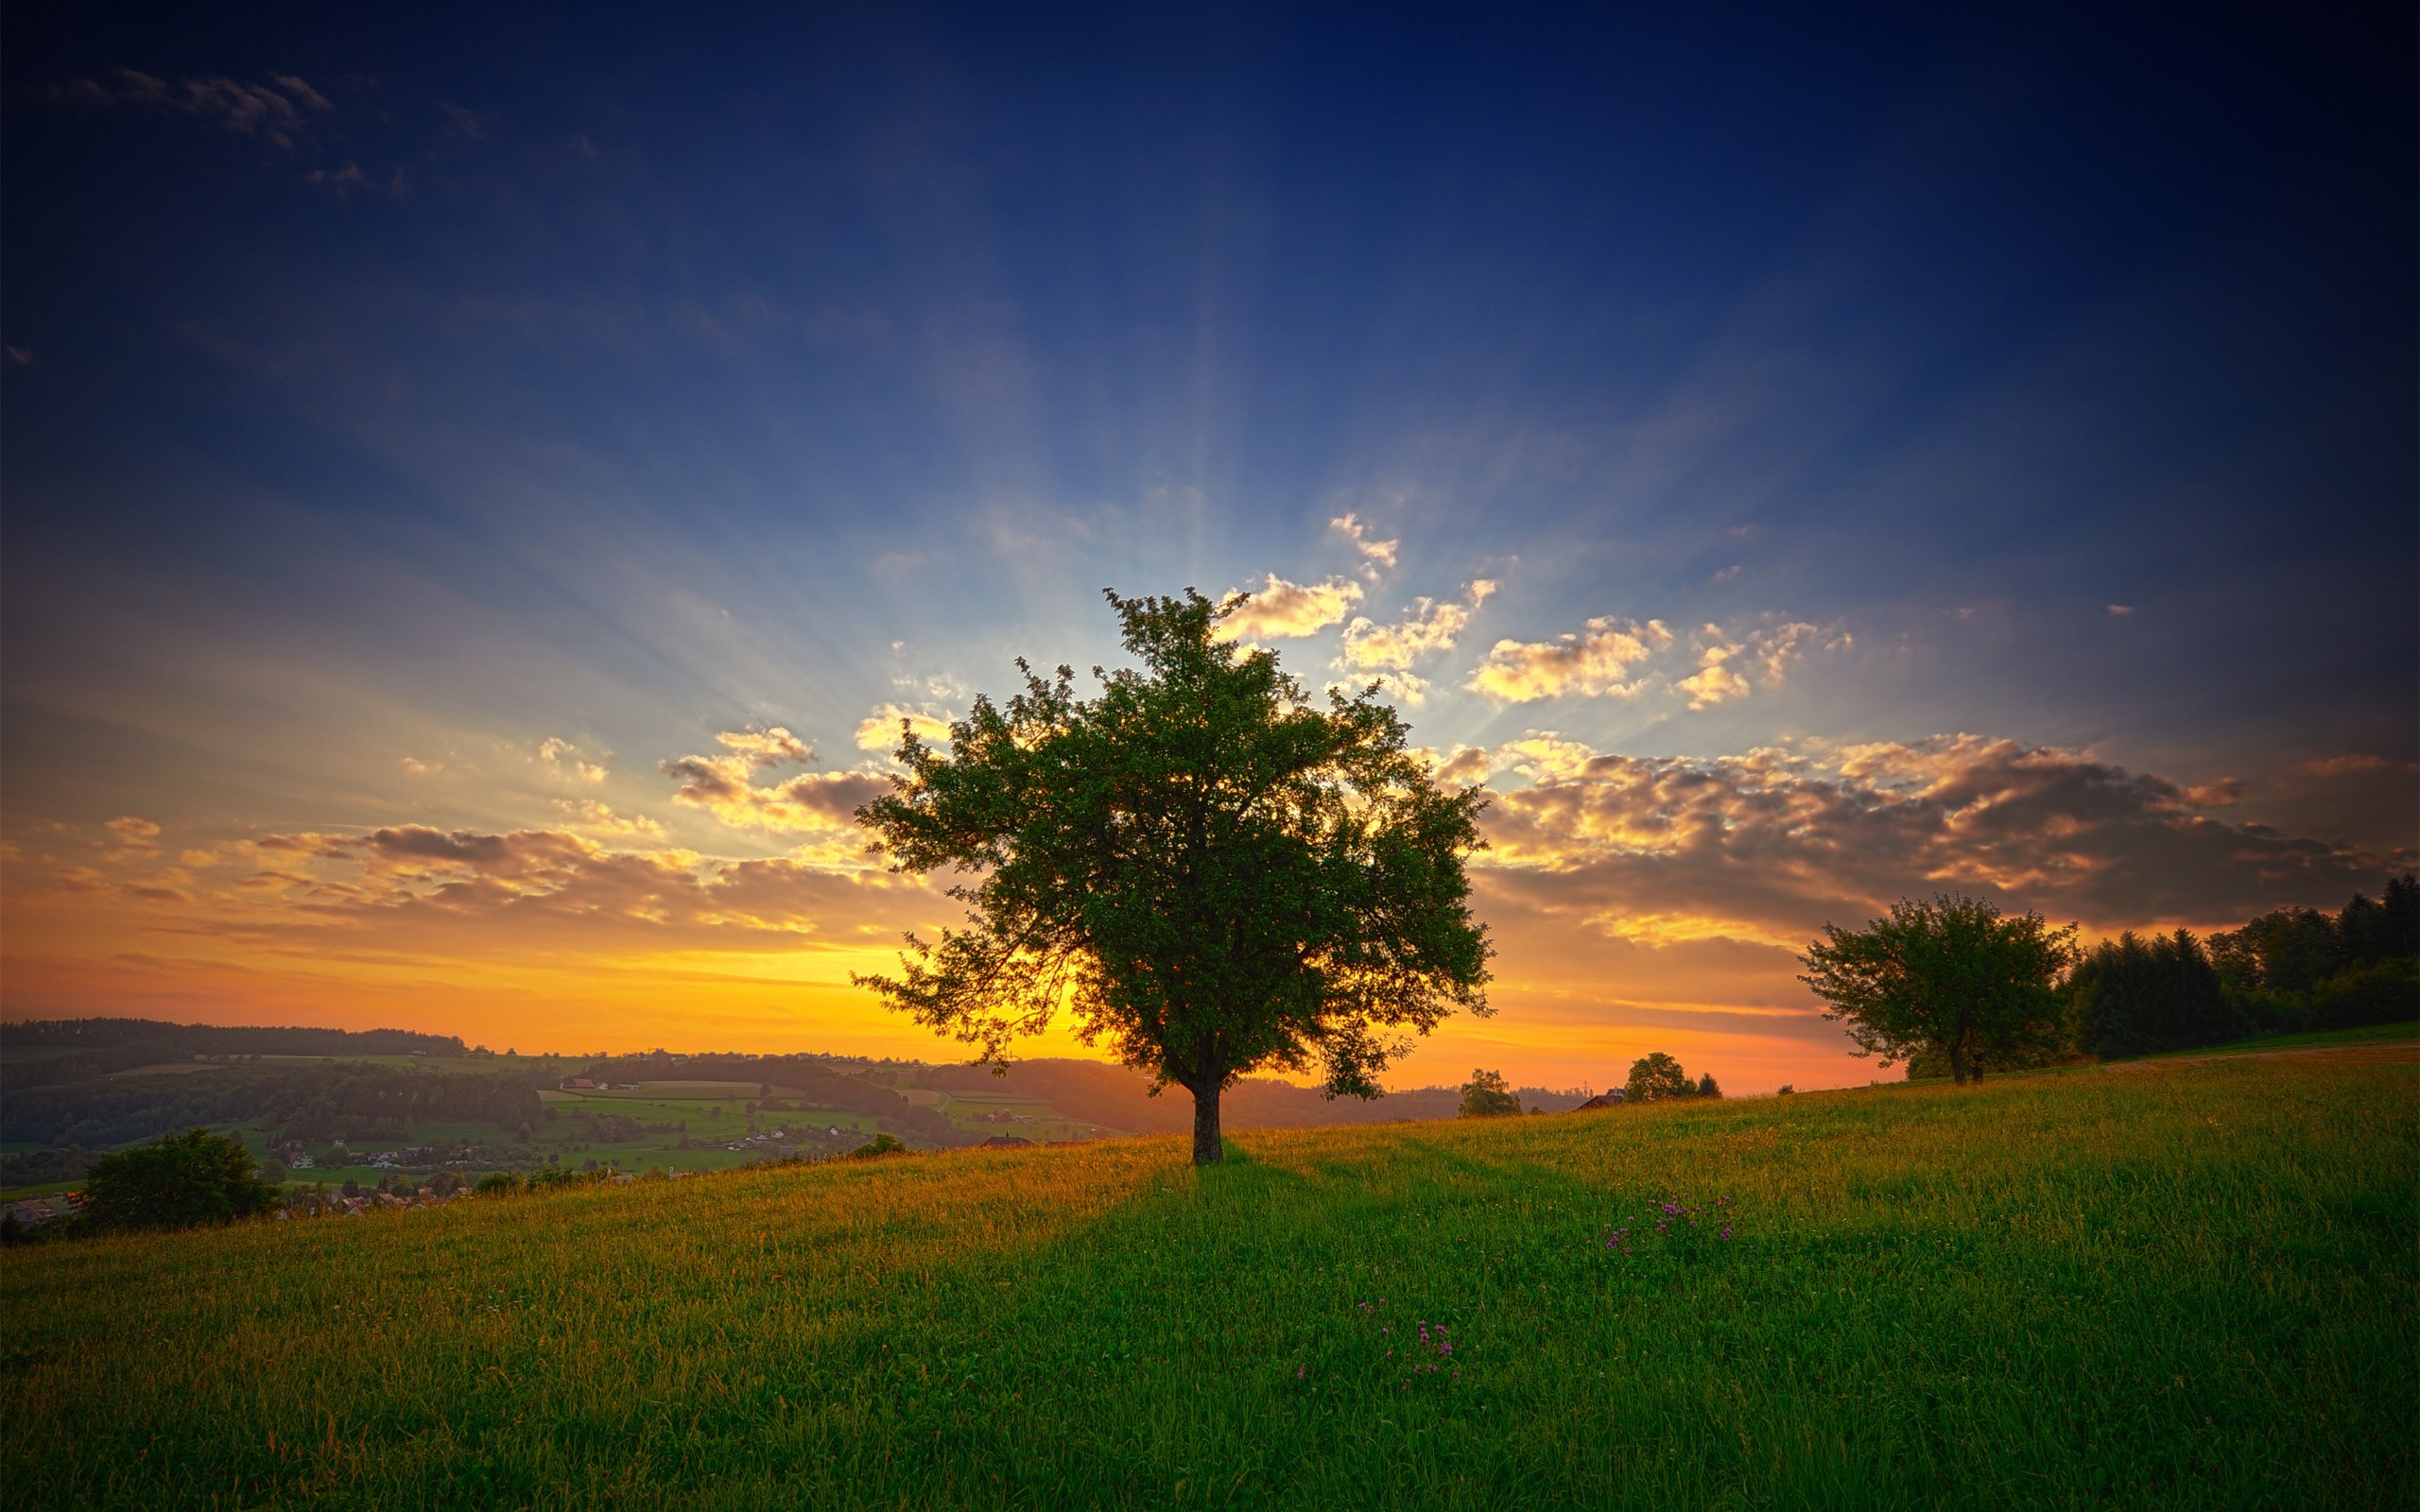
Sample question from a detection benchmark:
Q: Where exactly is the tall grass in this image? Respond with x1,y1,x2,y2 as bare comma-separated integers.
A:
3,1054,2411,1509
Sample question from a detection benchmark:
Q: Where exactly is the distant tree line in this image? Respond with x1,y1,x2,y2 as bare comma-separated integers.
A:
0,1018,469,1093
2067,875,2418,1058
1803,876,2418,1081
2,1062,544,1150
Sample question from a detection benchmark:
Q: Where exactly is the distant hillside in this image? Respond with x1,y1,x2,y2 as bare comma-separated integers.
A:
910,1058,1588,1133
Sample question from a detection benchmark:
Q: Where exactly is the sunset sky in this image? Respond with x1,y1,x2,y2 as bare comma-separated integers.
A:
4,5,2412,1093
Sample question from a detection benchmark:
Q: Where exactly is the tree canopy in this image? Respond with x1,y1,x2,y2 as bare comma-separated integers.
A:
1458,1068,1521,1118
2070,928,2239,1059
1624,1052,1694,1103
854,588,1493,1164
80,1127,281,1231
1799,894,2077,1083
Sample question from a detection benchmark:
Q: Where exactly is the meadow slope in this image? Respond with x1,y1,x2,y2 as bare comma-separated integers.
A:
3,1052,2411,1510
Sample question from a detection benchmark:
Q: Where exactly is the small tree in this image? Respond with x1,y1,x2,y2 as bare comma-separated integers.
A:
80,1128,282,1231
1799,894,2076,1083
1459,1068,1521,1117
1624,1052,1694,1102
1695,1073,1721,1099
856,589,1493,1164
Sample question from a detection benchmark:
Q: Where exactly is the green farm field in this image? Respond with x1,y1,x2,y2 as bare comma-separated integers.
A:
2,1049,2411,1510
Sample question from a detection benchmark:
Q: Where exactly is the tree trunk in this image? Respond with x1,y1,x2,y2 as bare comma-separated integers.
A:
1946,1040,1969,1084
1190,1080,1223,1165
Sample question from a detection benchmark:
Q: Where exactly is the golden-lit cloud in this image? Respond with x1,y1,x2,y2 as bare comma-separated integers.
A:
855,704,955,752
537,736,609,783
554,799,670,841
51,822,926,962
1674,637,1752,710
712,727,813,767
662,729,890,834
1466,616,1671,701
1338,580,1495,705
1474,732,2409,942
1423,746,1492,786
104,816,163,851
1673,622,1834,711
1328,513,1400,572
1215,575,1364,641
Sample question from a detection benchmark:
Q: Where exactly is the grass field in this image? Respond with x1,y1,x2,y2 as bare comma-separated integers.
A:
2,1049,2410,1509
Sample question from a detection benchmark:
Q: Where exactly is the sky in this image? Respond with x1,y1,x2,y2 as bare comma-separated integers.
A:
3,2,2412,1094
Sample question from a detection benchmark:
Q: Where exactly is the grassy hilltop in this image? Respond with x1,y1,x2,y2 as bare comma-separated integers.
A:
3,1049,2411,1510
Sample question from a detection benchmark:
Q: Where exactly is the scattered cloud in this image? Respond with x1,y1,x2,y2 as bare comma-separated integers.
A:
1674,633,1753,711
96,823,932,954
1340,581,1495,671
712,727,814,768
54,69,335,151
1476,732,2409,943
400,756,442,776
1328,513,1400,575
537,737,609,783
1216,575,1365,641
1710,564,1741,583
305,162,381,198
5,348,31,366
1422,746,1493,786
856,704,955,752
105,816,163,850
1466,617,1671,702
1336,580,1495,704
2107,604,2134,616
662,730,888,834
1673,621,1834,711
2298,753,2393,778
554,799,670,842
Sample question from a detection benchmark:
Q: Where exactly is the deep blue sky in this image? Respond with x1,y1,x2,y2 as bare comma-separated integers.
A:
3,3,2411,1078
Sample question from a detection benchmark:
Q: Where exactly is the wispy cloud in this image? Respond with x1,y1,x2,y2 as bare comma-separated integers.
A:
54,70,336,151
1328,513,1400,575
554,799,669,841
104,816,163,851
537,737,608,783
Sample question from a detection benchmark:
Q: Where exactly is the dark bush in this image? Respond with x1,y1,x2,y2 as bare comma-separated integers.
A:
80,1128,282,1231
2310,960,2420,1030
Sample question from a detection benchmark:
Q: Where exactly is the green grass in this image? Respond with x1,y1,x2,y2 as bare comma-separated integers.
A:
2,1053,2410,1509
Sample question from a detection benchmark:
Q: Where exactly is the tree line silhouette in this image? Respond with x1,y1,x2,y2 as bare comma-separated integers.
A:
1805,876,2417,1081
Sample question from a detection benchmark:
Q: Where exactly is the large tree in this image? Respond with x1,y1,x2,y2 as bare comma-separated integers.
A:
1624,1052,1695,1103
1799,894,2076,1083
854,589,1494,1164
